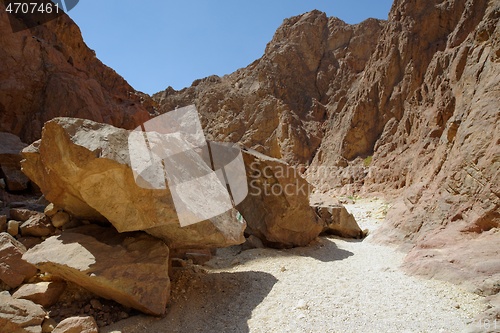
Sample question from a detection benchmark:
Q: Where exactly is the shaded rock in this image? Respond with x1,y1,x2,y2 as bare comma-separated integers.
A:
50,212,70,228
0,232,37,288
242,235,265,250
10,208,40,222
21,117,246,249
12,281,66,308
23,225,171,315
0,293,46,333
42,318,57,333
314,204,364,238
0,132,29,192
52,316,98,333
7,220,20,237
237,148,323,247
17,237,43,250
20,214,55,237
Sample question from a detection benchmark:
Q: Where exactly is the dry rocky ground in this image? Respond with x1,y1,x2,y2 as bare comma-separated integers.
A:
102,196,492,333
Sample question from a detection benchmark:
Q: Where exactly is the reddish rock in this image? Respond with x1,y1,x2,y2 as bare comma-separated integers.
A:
153,12,385,166
0,293,46,333
19,213,55,237
9,208,40,222
12,281,66,308
0,232,37,288
155,0,499,297
0,3,153,143
0,215,6,232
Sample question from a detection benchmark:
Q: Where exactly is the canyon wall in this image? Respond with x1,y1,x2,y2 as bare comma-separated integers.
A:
0,0,153,143
155,0,499,291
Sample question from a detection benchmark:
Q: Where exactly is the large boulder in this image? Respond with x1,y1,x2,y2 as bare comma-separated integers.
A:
23,225,170,316
0,132,29,191
237,148,324,247
21,117,246,249
0,293,46,333
0,232,38,288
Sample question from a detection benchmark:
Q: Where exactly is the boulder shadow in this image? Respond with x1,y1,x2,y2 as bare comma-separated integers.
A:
289,238,355,263
102,270,277,333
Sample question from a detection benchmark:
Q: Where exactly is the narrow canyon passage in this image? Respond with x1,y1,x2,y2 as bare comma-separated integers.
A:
103,198,487,333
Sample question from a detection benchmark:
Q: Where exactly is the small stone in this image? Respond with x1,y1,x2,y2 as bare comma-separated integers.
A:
119,311,129,319
44,203,59,218
7,220,20,236
296,299,308,310
20,213,55,237
12,281,66,307
52,316,98,333
90,299,103,310
51,212,70,228
0,178,6,189
280,266,287,272
42,317,58,333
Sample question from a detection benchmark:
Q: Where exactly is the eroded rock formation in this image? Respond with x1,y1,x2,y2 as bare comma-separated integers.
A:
0,0,154,143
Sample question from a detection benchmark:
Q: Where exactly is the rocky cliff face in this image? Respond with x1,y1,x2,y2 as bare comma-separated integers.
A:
0,0,153,143
154,0,499,292
153,11,385,166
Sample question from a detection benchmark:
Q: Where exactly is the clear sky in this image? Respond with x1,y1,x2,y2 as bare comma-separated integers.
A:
68,1,393,95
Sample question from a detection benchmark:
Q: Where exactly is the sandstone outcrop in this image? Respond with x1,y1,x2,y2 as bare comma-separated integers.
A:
237,148,324,247
23,225,171,315
0,2,153,143
21,117,246,249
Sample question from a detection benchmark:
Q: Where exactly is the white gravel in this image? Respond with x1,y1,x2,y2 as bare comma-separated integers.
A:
103,198,488,333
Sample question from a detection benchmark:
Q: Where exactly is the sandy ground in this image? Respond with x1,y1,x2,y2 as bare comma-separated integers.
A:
103,198,489,333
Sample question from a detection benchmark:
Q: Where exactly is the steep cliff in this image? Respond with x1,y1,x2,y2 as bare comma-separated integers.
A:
153,11,385,167
0,0,153,143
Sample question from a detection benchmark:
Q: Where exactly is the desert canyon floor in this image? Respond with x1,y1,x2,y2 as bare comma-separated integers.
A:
102,197,489,333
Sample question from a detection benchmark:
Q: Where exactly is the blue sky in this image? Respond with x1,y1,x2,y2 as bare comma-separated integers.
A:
68,1,393,95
